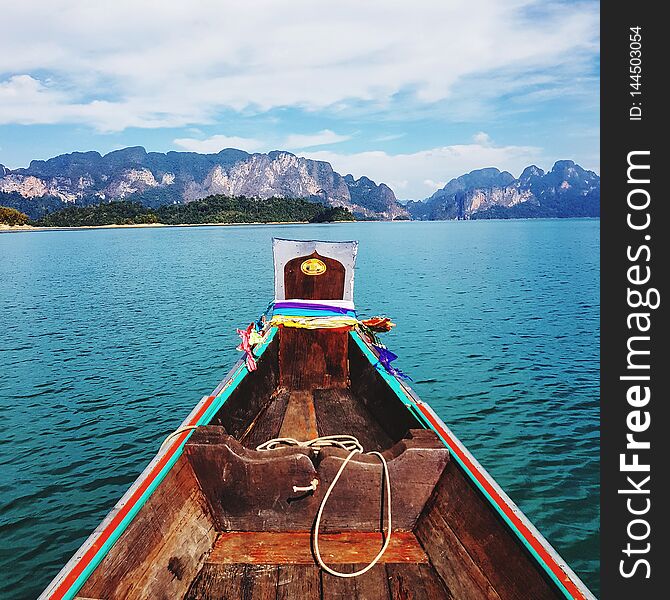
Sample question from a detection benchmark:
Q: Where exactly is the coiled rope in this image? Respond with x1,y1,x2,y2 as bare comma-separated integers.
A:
257,435,392,578
255,434,363,453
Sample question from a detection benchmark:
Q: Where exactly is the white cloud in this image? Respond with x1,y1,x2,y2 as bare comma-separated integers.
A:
173,134,266,154
375,133,406,142
0,0,598,131
304,134,543,199
284,129,352,149
172,128,352,154
472,132,493,146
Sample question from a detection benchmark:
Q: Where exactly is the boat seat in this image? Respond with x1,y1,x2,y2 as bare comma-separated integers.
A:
184,427,449,532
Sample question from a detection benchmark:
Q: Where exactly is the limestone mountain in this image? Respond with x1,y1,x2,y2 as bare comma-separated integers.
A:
0,147,408,220
408,161,599,220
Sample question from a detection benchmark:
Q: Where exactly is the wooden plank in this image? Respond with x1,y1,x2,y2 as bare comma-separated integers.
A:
185,433,318,531
415,506,501,600
212,336,280,437
315,440,449,532
386,563,453,600
242,390,291,449
321,564,390,600
279,328,349,389
351,564,392,600
420,463,563,600
313,388,393,451
321,564,358,599
79,456,216,600
279,390,319,441
417,563,455,599
277,565,321,600
184,563,245,600
208,531,428,565
244,565,280,600
347,337,423,442
284,251,345,300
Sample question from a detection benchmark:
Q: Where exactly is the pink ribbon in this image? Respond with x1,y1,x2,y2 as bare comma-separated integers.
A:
236,324,257,371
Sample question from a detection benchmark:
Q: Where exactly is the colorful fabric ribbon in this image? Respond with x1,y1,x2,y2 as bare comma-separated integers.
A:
238,303,410,381
372,344,413,381
236,323,261,371
269,315,359,330
361,316,396,332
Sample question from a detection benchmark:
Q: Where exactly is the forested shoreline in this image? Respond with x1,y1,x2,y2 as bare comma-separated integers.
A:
0,196,356,228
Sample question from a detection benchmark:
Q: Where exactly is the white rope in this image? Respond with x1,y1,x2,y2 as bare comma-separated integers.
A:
314,449,392,578
255,434,363,453
159,425,198,451
257,435,392,578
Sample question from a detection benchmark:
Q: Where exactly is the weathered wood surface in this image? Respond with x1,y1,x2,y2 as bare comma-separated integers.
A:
321,563,390,600
416,461,563,600
284,251,345,300
313,388,392,451
185,428,316,531
315,430,450,531
415,508,501,600
185,563,246,600
278,390,319,440
208,531,428,564
277,565,321,600
386,563,455,600
348,338,423,441
79,455,216,600
279,328,349,389
211,336,279,437
186,563,452,599
185,428,449,532
245,565,281,600
241,390,291,449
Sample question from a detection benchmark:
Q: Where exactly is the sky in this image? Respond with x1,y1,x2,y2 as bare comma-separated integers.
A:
0,0,599,200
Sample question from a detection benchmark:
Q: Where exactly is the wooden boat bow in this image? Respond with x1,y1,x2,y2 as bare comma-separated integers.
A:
39,239,596,600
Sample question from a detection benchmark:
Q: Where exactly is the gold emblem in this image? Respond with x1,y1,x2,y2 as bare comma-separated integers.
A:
301,258,327,276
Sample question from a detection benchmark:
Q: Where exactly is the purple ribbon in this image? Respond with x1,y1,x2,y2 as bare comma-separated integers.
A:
274,301,355,316
373,345,412,381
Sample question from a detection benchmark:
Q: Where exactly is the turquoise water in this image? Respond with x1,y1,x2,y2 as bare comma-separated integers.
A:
0,220,599,598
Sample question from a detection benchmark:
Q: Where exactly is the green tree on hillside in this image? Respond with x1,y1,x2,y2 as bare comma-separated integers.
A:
0,206,30,226
32,196,356,227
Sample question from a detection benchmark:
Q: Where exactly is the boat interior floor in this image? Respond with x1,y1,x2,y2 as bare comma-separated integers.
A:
240,388,394,450
185,555,452,600
178,387,455,599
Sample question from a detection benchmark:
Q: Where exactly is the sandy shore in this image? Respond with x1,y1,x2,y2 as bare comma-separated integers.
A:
0,221,318,233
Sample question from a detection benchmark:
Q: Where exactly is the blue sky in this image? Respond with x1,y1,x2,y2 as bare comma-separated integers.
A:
0,0,599,199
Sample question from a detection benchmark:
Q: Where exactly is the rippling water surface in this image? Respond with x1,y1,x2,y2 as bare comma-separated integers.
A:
0,220,599,598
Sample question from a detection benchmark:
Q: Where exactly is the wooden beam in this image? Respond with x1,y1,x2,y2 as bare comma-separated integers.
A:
279,328,349,389
185,428,449,532
278,390,319,441
208,531,428,565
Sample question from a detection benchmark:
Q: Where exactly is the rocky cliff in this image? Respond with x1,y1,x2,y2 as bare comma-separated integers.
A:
408,161,599,220
0,147,408,220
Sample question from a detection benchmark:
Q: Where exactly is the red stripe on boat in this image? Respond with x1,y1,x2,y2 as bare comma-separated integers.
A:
416,404,585,600
50,394,218,599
